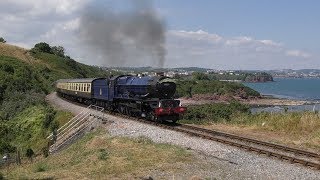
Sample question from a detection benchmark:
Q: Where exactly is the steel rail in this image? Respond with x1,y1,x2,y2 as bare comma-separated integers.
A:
56,94,320,170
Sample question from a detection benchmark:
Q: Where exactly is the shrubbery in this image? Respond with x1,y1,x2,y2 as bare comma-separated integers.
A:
0,45,109,155
31,42,65,57
175,79,260,98
181,101,250,124
0,37,6,43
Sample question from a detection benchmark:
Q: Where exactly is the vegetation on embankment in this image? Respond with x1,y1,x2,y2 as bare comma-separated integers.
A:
2,129,192,179
0,42,109,155
208,72,273,82
175,79,260,99
181,103,320,150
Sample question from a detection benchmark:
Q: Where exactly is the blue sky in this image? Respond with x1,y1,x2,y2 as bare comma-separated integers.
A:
154,0,319,52
0,0,319,70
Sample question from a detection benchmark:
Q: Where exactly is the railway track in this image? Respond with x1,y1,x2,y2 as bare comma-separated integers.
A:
56,96,320,170
115,113,320,170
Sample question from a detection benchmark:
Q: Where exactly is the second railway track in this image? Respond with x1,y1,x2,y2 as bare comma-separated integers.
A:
115,113,320,170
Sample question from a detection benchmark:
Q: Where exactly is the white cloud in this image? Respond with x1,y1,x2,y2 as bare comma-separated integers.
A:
0,0,89,55
0,1,317,70
168,30,222,43
166,30,316,69
286,50,311,58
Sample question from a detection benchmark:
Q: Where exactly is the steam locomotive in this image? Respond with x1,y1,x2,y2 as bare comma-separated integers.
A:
56,75,186,123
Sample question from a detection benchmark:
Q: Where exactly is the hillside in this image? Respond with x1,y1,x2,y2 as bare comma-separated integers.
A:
0,42,109,155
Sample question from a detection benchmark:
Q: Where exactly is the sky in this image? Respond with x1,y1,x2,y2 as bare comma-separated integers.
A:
0,0,319,70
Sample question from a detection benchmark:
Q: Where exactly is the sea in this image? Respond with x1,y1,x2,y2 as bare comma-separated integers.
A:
243,78,320,113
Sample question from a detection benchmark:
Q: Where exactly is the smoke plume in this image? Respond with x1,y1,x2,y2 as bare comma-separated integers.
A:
78,1,166,67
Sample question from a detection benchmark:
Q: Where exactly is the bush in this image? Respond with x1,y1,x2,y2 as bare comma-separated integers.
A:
34,162,48,172
0,37,6,43
42,146,49,158
181,102,250,124
98,149,109,160
0,172,4,180
192,72,209,80
175,79,260,98
26,148,34,162
33,42,51,53
51,46,65,57
43,107,56,129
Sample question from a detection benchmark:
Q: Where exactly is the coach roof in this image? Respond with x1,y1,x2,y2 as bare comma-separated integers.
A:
56,78,106,83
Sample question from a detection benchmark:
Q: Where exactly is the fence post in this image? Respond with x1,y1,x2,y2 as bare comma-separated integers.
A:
16,149,21,165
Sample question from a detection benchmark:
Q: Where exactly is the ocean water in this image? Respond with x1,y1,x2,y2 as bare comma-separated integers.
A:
244,78,320,101
243,78,320,113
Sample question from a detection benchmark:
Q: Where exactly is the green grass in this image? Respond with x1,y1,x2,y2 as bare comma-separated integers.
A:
181,103,320,149
31,51,109,79
6,105,73,153
2,129,193,179
0,45,108,155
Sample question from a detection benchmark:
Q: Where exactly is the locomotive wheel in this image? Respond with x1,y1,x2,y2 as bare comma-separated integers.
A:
149,112,158,122
156,117,163,123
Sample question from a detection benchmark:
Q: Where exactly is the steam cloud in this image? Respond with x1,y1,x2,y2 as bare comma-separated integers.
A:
78,1,166,67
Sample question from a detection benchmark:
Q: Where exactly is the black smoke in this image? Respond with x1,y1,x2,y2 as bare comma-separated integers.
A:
78,1,166,67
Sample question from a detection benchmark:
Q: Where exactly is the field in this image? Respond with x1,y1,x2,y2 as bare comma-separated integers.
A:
1,129,192,179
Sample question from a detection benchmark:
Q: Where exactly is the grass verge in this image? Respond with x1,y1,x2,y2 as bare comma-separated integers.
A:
181,104,320,151
2,129,192,179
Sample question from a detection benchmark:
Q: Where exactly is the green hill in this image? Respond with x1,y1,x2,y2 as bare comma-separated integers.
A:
0,43,109,155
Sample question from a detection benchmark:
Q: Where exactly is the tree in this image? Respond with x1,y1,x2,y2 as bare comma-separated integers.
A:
51,46,65,57
0,37,6,43
192,72,209,80
33,42,51,53
26,148,34,162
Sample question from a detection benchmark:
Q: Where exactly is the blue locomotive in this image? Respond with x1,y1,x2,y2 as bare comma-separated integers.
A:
56,75,186,123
